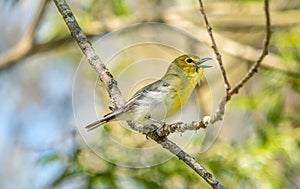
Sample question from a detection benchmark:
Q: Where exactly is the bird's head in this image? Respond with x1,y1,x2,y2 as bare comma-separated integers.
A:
172,54,212,73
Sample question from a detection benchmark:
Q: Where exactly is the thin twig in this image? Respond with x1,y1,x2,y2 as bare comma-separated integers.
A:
2,3,289,78
163,13,298,76
53,0,224,188
210,97,227,124
198,0,271,123
198,0,231,92
227,0,272,98
154,116,211,137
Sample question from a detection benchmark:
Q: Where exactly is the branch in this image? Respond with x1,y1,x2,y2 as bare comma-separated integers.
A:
152,116,211,137
2,3,291,78
52,0,124,110
198,0,231,92
198,0,271,123
163,13,298,77
0,6,154,71
52,0,224,188
227,0,272,97
0,0,48,69
148,134,225,189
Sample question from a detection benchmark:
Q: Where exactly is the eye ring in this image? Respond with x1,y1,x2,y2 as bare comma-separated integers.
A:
186,58,193,63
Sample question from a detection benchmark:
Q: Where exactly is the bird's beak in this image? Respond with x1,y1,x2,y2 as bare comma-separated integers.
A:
196,57,212,68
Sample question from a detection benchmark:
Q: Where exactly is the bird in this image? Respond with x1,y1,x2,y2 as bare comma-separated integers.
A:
85,54,212,131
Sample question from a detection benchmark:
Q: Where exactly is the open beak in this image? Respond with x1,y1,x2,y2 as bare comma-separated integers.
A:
196,57,212,68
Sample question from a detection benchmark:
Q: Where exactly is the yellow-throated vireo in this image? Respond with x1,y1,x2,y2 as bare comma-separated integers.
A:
86,54,212,131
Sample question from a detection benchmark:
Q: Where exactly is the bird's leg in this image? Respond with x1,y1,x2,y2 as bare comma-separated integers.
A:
145,115,165,125
145,115,169,138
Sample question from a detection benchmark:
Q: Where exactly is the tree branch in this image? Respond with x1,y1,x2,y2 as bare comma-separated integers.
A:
163,13,298,77
0,0,48,69
198,0,271,123
152,116,211,137
227,0,272,97
149,135,225,189
198,0,231,92
2,2,291,78
53,0,224,188
52,0,124,110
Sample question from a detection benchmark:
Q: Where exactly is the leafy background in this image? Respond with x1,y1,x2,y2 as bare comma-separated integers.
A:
0,0,299,188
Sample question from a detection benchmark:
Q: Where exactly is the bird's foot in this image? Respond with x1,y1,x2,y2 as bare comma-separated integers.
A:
145,126,169,142
145,116,165,125
144,116,170,139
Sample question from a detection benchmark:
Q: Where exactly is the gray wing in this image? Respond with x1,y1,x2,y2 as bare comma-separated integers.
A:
125,80,169,106
86,80,170,131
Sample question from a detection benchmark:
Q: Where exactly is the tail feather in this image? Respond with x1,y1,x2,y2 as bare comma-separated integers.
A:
85,109,123,131
85,118,109,131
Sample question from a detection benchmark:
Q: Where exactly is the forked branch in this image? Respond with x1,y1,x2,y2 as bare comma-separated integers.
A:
53,0,224,188
227,0,271,97
198,0,271,123
53,0,271,188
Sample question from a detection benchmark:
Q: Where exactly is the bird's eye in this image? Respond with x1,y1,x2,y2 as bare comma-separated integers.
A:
186,58,193,63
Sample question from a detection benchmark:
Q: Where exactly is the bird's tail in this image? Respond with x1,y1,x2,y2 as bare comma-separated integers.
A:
85,109,122,131
85,118,109,131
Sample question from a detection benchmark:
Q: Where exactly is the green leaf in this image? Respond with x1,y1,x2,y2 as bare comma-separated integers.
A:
112,0,129,16
38,152,64,164
267,95,284,125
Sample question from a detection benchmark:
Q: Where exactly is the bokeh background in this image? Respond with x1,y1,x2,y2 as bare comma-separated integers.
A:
0,0,299,188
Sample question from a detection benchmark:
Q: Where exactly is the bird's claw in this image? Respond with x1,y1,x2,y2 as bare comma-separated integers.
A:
145,116,165,125
145,124,169,142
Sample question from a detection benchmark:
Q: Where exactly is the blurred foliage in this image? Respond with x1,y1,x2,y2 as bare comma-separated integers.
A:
2,0,300,188
111,0,129,16
44,67,300,188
